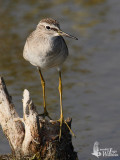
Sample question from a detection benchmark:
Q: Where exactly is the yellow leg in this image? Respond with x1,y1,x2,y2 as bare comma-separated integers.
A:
38,68,50,118
58,70,75,140
58,70,63,140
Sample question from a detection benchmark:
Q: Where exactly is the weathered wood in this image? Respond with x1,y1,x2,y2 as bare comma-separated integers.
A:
0,77,78,160
0,77,24,157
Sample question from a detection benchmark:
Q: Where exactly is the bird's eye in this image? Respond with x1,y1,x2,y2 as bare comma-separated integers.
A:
46,26,50,30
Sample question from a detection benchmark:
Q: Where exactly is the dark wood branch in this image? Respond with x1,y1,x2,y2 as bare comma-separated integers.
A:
0,77,78,160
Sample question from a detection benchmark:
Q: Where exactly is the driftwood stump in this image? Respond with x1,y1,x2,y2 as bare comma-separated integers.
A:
0,77,78,160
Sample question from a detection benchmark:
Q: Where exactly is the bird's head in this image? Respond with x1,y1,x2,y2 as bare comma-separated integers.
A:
37,18,78,40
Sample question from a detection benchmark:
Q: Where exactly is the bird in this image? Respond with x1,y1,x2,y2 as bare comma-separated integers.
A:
23,18,78,139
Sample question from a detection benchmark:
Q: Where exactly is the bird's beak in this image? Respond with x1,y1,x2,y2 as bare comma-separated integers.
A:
58,30,78,40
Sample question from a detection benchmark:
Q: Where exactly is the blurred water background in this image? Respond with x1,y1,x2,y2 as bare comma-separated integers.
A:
0,0,120,159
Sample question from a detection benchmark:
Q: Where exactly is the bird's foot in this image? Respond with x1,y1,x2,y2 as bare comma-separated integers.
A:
57,116,63,141
38,110,52,120
57,116,76,141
